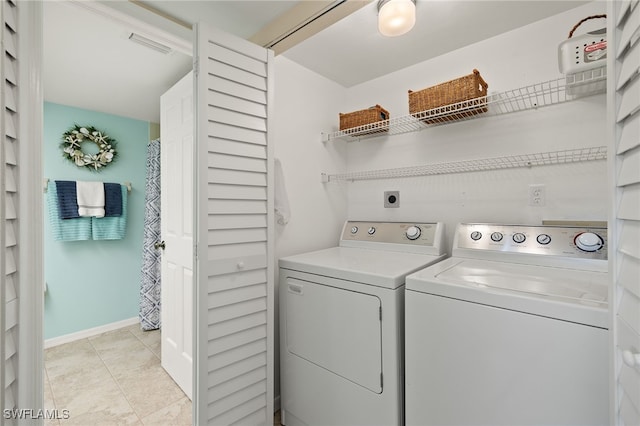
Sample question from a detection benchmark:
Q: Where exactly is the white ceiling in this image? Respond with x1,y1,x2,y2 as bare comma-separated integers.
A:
43,0,590,123
43,1,192,123
43,1,300,123
283,1,590,87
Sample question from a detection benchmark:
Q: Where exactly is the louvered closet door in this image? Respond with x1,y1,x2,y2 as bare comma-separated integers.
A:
194,23,274,425
610,1,640,425
1,0,20,418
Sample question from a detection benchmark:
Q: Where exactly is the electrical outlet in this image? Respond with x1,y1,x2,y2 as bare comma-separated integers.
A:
528,184,546,206
384,191,400,208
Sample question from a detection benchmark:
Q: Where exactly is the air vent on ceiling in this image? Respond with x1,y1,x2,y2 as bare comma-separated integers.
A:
128,32,173,55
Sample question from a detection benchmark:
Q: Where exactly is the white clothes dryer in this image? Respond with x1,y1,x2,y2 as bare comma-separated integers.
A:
279,221,446,426
405,223,609,426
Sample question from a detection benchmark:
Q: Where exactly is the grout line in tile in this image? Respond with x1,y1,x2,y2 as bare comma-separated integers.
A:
132,330,161,360
87,329,145,424
43,364,60,417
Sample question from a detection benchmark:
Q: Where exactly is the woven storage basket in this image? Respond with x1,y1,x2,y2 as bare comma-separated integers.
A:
339,104,390,134
408,69,488,123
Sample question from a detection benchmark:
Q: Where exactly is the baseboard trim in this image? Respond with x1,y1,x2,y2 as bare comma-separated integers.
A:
44,317,139,349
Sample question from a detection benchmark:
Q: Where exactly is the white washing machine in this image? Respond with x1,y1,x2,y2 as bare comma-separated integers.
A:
279,221,446,426
405,223,609,426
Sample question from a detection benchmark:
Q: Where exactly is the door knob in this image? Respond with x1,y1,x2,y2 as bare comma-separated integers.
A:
154,241,166,250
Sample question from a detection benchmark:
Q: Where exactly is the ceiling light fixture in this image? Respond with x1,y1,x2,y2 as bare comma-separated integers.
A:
377,0,416,37
128,33,173,55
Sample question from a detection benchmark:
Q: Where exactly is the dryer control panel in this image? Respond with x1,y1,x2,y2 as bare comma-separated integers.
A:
340,221,446,256
456,223,608,260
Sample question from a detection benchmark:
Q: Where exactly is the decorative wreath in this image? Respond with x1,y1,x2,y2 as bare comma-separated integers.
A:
60,125,118,171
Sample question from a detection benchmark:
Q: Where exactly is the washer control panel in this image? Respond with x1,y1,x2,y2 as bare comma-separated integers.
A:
456,223,607,260
342,221,439,246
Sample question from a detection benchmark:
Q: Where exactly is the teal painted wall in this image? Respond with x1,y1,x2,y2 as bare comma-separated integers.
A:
44,102,149,339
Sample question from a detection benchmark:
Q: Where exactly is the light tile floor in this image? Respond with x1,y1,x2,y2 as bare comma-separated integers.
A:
44,324,192,425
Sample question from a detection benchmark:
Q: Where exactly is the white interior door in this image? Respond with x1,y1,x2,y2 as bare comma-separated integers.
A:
1,0,44,414
194,22,274,425
610,2,640,425
160,71,194,400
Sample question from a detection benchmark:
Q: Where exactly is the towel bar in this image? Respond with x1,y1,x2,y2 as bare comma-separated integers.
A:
44,179,133,193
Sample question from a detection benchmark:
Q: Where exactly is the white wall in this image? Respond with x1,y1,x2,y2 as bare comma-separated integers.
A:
273,55,349,257
273,55,349,401
341,1,608,252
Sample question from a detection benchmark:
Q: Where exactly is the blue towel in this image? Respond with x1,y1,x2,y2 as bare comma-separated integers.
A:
104,182,123,217
92,185,127,240
47,182,92,241
55,180,80,219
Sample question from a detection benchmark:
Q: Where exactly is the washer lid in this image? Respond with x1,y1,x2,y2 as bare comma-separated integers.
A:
279,247,446,289
406,258,608,328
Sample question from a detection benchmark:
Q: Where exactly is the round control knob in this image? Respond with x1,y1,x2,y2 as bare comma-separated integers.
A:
470,231,482,241
574,232,604,252
350,226,358,234
490,232,503,242
537,234,551,245
406,226,421,240
367,227,376,235
513,233,526,243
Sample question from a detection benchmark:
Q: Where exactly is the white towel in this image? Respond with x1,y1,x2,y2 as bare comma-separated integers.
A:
274,158,291,225
76,181,105,218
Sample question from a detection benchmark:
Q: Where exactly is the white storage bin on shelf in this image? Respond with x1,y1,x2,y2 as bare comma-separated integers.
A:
558,14,608,97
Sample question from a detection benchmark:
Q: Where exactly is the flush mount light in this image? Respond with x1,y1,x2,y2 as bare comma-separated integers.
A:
377,0,416,37
128,32,173,54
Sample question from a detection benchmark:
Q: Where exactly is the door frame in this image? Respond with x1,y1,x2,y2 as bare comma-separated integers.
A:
16,0,45,412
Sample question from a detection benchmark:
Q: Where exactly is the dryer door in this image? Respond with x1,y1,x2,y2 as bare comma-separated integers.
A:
285,278,383,393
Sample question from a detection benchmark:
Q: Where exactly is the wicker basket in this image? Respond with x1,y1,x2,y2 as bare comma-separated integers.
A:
408,69,488,123
339,104,390,135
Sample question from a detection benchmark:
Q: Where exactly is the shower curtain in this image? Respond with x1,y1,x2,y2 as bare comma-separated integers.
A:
139,138,161,331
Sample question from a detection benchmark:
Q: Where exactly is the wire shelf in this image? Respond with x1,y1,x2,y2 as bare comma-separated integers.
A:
322,146,608,182
321,70,606,143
